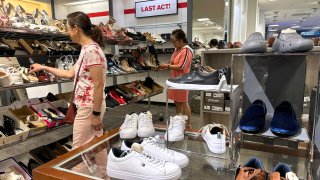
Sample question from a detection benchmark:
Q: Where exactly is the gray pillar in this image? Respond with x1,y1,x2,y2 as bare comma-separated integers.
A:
187,0,193,44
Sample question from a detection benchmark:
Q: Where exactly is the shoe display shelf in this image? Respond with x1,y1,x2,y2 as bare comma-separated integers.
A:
32,128,235,180
164,83,241,169
231,53,320,180
0,27,70,41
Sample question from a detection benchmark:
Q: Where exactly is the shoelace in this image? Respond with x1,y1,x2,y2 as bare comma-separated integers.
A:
139,113,152,128
121,115,136,129
137,152,165,167
198,123,230,138
145,136,173,155
169,116,186,129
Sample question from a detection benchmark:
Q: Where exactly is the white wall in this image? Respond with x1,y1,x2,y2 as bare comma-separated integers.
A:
121,0,188,34
55,1,109,24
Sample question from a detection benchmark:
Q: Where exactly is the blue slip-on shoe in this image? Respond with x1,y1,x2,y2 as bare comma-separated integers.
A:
270,163,298,180
240,99,266,133
270,101,300,137
241,32,267,53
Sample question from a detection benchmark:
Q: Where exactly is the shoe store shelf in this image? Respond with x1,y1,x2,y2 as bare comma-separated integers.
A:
0,125,72,161
0,80,73,92
0,27,69,41
107,69,168,77
235,127,310,143
202,110,230,115
106,91,163,111
166,85,239,92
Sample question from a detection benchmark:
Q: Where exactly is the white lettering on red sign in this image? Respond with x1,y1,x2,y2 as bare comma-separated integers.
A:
135,0,178,18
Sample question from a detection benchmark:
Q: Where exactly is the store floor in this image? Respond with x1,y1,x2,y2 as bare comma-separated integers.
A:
102,103,311,180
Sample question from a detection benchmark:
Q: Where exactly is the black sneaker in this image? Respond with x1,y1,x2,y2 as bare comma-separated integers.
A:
166,69,223,89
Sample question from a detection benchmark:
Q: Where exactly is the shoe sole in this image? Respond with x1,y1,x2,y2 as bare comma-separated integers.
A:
137,130,155,138
166,80,223,90
164,134,184,142
120,132,137,139
107,167,181,180
175,157,189,168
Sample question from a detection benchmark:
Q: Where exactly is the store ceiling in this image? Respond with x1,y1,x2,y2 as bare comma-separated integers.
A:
259,0,320,31
192,0,226,34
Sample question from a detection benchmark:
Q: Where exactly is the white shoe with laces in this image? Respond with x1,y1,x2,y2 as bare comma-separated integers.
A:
107,143,181,180
137,111,155,137
164,114,187,142
121,136,189,168
120,113,139,139
199,123,229,154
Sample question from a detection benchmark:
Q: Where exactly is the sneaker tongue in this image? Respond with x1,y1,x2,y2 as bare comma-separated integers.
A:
286,172,298,180
131,143,144,153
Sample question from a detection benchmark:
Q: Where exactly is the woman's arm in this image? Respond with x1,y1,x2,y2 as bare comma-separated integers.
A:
89,66,104,131
30,63,75,78
89,66,104,112
159,63,182,70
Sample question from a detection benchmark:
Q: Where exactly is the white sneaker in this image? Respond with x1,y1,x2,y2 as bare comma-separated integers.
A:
120,113,139,139
7,67,23,85
121,136,189,168
137,111,155,137
107,144,181,180
164,114,187,142
152,34,166,44
200,123,229,154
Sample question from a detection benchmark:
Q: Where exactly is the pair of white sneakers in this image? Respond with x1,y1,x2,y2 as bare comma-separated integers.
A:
0,66,24,87
120,111,155,139
107,136,188,180
199,123,229,154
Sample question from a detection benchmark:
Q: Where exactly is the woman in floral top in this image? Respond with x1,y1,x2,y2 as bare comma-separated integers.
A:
30,12,107,177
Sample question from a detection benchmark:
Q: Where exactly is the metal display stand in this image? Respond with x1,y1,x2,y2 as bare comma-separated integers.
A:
165,78,241,167
231,53,320,180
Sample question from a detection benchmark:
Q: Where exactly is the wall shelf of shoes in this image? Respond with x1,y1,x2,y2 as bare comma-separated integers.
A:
231,52,320,179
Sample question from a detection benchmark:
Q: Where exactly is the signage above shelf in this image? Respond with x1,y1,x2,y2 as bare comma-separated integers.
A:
135,0,178,18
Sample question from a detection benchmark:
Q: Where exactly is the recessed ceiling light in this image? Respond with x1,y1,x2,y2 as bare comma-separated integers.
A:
268,29,278,32
269,0,278,1
225,2,229,6
197,18,210,22
269,24,279,27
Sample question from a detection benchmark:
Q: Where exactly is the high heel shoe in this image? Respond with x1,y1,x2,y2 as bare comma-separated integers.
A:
0,0,9,27
5,3,18,23
32,8,42,25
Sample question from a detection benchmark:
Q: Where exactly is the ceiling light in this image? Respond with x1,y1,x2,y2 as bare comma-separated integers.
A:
291,25,301,29
268,29,278,32
268,0,278,1
197,18,210,22
269,24,279,27
225,2,229,6
204,23,209,27
63,0,106,6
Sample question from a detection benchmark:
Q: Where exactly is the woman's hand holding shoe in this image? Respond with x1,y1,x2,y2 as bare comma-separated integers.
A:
29,63,46,73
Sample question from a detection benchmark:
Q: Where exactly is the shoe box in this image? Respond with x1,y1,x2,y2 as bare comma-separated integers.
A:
18,39,47,56
9,106,47,137
30,146,57,164
0,110,29,146
30,102,65,129
203,92,226,112
0,157,32,180
50,99,69,115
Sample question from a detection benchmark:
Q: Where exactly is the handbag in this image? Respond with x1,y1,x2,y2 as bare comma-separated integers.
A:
63,54,85,124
